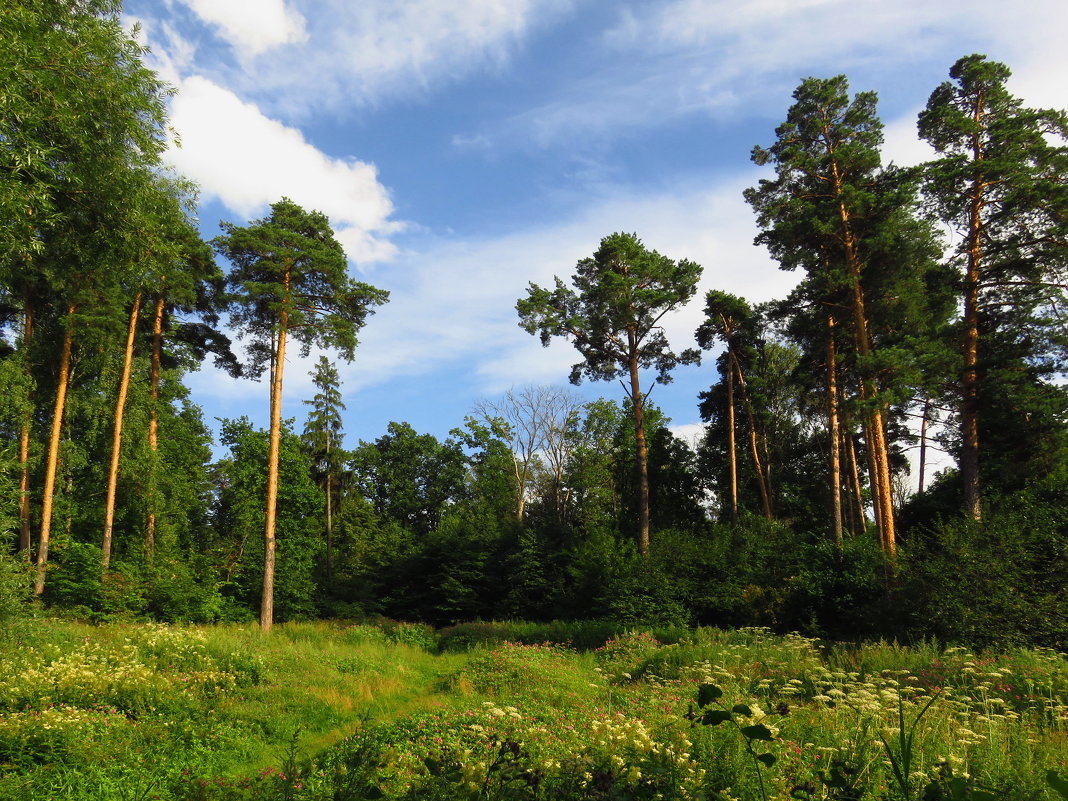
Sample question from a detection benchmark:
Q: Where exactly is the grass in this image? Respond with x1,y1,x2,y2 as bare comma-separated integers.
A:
0,620,1066,799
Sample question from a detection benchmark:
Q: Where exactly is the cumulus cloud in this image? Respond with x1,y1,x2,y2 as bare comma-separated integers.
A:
179,0,308,57
165,76,401,265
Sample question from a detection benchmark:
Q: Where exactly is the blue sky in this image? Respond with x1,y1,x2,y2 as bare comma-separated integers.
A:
124,0,1067,474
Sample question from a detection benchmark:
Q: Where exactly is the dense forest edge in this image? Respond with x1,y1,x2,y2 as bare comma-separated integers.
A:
2,0,1068,653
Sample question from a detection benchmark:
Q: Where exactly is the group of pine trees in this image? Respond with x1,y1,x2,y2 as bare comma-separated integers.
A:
3,2,1067,645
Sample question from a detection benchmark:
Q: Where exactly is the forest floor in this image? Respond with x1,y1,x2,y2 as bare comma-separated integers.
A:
1,618,1067,800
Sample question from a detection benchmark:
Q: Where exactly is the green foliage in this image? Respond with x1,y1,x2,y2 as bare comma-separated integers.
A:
902,471,1068,649
0,551,31,628
214,418,326,621
215,198,389,376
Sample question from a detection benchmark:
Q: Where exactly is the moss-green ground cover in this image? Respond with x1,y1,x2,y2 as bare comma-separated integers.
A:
1,620,1066,800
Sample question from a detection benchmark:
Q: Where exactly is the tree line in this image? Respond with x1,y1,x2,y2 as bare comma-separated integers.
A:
2,2,1067,646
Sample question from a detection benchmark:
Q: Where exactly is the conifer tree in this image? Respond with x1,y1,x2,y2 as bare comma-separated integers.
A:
919,54,1068,519
215,198,387,631
745,76,946,559
302,356,346,582
517,232,701,555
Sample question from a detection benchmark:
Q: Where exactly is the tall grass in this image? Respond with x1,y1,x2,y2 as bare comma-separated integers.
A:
1,620,1066,799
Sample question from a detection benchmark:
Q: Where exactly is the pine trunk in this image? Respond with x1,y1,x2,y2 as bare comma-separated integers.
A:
261,273,290,632
917,398,930,494
35,303,75,596
827,316,843,548
831,160,896,558
146,292,165,559
847,429,867,534
18,304,33,557
102,289,142,569
726,349,738,523
961,103,986,521
324,430,334,582
732,354,773,520
627,333,651,557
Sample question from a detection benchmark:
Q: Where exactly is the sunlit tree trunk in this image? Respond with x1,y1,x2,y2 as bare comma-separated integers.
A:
145,291,165,559
961,127,985,521
102,289,142,569
731,355,773,520
627,330,651,557
831,160,896,559
725,354,738,523
261,270,290,632
35,303,75,596
827,315,843,548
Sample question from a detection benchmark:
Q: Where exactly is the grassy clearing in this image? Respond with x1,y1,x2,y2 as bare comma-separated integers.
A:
0,620,1066,799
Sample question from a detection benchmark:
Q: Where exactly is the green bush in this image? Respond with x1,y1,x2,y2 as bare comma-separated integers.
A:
902,473,1068,650
0,552,31,629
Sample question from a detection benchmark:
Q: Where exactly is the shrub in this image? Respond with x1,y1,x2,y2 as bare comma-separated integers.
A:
0,552,31,628
902,474,1068,650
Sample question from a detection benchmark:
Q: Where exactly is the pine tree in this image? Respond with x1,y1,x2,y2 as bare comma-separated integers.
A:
215,199,387,631
919,54,1068,519
302,356,346,583
517,232,701,555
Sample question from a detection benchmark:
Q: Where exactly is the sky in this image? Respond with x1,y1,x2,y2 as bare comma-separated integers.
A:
123,0,1068,481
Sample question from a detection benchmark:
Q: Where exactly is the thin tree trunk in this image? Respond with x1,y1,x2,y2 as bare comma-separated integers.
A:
917,397,930,495
18,304,33,558
324,428,334,582
726,352,738,524
732,354,773,520
261,273,290,632
961,102,986,520
827,316,843,549
511,452,527,523
830,158,896,558
146,291,165,559
627,332,651,557
35,303,75,596
847,427,867,535
102,289,142,569
324,475,334,583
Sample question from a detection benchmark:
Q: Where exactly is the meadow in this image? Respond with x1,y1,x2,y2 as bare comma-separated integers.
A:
1,618,1067,800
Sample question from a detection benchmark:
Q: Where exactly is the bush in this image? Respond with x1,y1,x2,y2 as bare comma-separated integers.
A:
0,552,31,628
902,474,1068,649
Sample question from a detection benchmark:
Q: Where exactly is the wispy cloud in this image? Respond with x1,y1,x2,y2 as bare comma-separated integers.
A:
138,0,575,119
165,76,401,265
455,0,1067,152
334,173,793,396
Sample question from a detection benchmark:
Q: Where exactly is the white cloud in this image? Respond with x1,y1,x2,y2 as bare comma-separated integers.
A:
167,0,574,116
165,76,401,264
324,172,794,402
179,0,308,57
